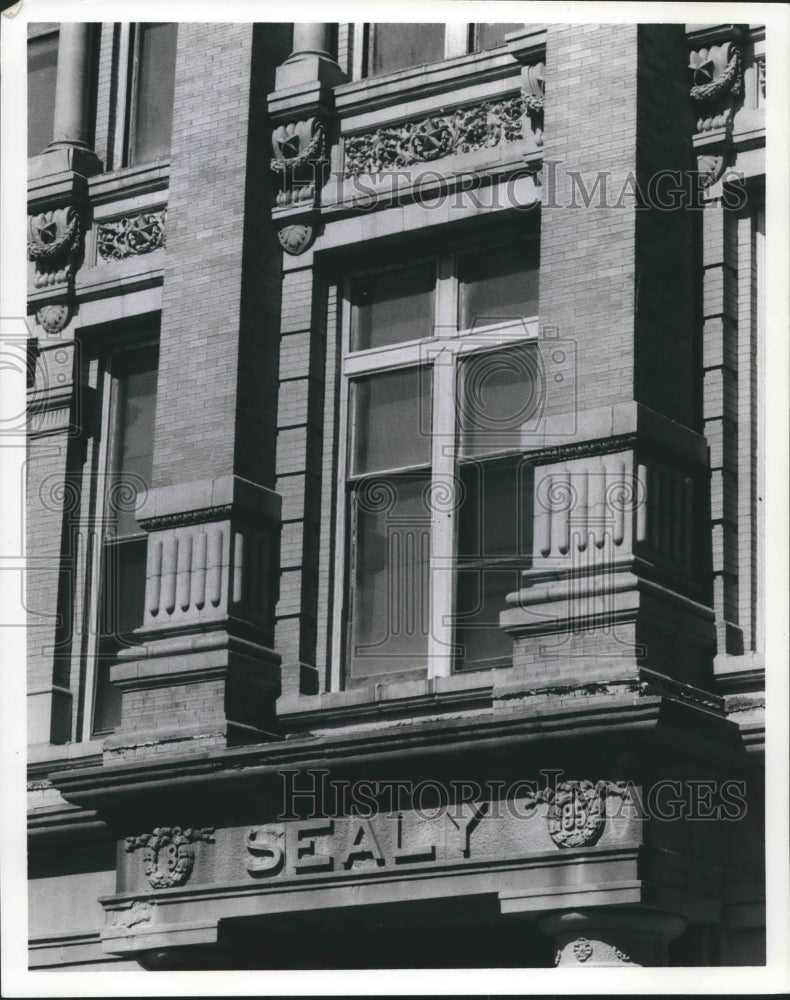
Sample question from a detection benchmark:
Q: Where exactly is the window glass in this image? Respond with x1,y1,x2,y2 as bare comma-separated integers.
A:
458,344,541,458
459,243,539,328
454,458,531,671
113,365,158,536
28,32,58,156
130,22,178,164
349,474,431,679
454,566,521,669
92,349,157,735
476,23,522,50
352,367,432,475
457,459,530,559
93,537,147,733
369,23,445,75
351,264,435,351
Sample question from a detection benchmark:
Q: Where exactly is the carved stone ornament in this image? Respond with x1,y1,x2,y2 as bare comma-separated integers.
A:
125,826,214,889
35,302,72,335
572,938,594,962
271,118,327,206
97,209,166,261
28,205,83,288
523,62,545,146
696,153,727,190
343,88,537,179
107,900,153,930
689,42,742,131
277,223,315,256
545,779,608,848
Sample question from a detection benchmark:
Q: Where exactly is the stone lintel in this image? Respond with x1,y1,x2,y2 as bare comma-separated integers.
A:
136,474,280,531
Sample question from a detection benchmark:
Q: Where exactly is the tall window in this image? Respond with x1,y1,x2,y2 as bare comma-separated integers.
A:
338,240,539,686
28,25,59,156
91,347,158,734
364,23,523,77
127,22,178,165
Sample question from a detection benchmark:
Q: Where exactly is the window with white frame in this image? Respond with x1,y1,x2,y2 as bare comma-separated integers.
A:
336,238,539,688
361,22,524,77
89,343,158,736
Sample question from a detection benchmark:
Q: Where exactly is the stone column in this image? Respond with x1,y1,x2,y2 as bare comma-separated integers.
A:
538,908,687,968
290,23,333,58
274,22,345,90
50,23,95,150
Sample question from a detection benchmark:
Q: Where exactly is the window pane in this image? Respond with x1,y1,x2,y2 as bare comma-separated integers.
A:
93,537,147,733
369,23,445,75
349,475,431,679
476,24,522,50
130,22,178,164
113,361,158,536
457,459,531,560
458,345,541,457
454,567,520,670
28,33,58,156
459,243,539,328
352,367,432,475
351,264,435,351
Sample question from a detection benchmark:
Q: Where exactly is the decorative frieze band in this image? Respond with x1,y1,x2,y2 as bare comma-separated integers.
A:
343,84,543,180
97,209,167,261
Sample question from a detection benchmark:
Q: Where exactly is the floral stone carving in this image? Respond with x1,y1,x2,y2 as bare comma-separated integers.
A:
689,42,742,131
271,117,327,206
125,826,214,889
97,210,166,261
28,206,83,288
343,88,539,179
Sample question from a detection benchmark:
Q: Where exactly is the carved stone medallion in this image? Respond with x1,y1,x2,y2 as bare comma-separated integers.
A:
125,826,214,889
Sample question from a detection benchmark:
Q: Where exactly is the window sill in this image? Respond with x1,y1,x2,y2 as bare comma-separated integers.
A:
277,670,496,731
89,160,170,205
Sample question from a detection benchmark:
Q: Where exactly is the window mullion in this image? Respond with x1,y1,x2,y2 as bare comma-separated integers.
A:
111,22,132,170
331,286,353,691
444,22,470,59
81,363,115,741
427,256,458,678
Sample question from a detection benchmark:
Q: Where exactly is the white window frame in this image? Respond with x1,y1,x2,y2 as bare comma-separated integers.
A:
332,244,539,689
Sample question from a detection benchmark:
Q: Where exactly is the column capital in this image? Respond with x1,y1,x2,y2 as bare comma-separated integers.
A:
537,907,687,967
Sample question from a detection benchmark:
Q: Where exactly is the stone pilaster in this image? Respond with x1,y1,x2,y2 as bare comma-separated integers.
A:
538,908,687,968
106,476,281,759
100,24,291,759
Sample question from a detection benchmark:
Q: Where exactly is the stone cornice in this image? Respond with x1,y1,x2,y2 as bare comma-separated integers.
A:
49,691,747,813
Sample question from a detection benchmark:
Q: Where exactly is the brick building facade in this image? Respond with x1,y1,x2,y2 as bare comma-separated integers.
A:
25,19,766,970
